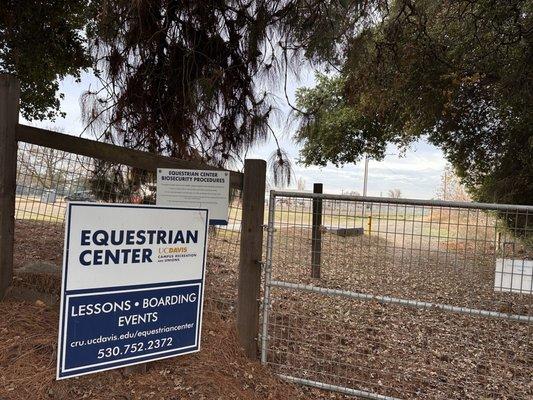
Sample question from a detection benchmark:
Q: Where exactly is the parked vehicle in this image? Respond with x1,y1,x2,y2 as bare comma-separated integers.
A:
64,191,97,202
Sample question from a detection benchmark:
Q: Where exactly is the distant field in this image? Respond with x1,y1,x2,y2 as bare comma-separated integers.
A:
15,197,503,249
15,196,68,222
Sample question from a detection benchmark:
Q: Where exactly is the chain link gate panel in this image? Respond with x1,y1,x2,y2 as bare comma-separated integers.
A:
261,191,532,399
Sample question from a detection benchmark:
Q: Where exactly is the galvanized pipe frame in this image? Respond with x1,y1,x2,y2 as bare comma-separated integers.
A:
269,280,532,323
260,190,276,364
271,190,533,213
278,374,403,400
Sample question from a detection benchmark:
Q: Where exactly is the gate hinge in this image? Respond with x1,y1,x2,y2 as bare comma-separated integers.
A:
262,224,276,233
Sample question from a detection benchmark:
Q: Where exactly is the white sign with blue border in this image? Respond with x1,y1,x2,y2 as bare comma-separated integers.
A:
57,203,208,379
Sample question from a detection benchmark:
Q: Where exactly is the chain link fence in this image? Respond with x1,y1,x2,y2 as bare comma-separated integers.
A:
261,191,532,399
13,142,243,319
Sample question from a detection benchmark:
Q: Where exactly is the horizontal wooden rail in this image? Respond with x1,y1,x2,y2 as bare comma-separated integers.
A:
16,124,244,190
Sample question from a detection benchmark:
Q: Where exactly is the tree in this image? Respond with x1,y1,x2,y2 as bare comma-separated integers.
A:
89,161,155,203
3,0,367,175
295,0,532,206
346,190,360,196
437,165,470,202
81,0,364,179
16,127,89,195
17,146,69,191
0,0,94,120
3,0,380,195
296,177,306,191
387,188,401,199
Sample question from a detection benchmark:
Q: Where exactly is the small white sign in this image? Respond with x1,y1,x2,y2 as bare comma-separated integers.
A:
494,258,533,294
156,168,230,224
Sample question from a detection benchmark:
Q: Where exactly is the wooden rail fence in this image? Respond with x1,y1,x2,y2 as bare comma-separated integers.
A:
0,74,265,360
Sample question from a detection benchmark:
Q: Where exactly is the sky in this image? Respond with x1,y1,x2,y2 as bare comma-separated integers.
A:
20,71,447,200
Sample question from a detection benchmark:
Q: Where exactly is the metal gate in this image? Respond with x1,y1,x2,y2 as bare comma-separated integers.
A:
261,191,532,399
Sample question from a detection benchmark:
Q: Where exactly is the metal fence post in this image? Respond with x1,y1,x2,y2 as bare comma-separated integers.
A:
0,75,19,300
236,159,266,358
260,190,276,364
311,183,323,278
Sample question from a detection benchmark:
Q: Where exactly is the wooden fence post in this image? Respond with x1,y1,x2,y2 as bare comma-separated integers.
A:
311,183,323,278
0,75,19,300
236,159,266,358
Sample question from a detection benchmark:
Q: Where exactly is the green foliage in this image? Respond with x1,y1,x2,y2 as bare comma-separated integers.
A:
1,0,367,183
82,0,364,171
0,0,94,120
2,0,367,188
296,74,391,166
296,0,533,205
